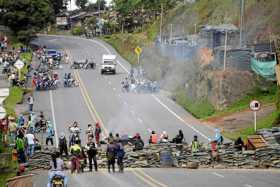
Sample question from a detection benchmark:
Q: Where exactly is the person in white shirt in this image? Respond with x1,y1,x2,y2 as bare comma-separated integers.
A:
25,131,35,158
27,95,34,113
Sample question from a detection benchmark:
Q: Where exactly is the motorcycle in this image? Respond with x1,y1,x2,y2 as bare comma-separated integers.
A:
121,81,130,92
63,78,77,88
70,59,96,69
51,174,65,187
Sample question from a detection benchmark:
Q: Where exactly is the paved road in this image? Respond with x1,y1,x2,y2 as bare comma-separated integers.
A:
32,35,216,145
33,168,280,187
30,35,280,187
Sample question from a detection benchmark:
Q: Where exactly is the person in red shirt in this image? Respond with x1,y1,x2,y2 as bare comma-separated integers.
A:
95,122,101,146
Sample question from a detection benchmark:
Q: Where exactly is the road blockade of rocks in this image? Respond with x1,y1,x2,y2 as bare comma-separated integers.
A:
27,143,280,171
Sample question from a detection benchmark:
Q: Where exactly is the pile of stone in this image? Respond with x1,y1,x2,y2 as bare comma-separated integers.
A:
27,143,280,171
257,127,280,147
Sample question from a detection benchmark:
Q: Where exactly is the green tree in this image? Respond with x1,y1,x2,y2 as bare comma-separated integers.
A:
1,0,53,43
75,0,88,10
49,0,66,15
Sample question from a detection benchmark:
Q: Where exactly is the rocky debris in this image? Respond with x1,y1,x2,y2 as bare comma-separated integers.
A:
27,143,280,171
257,127,280,147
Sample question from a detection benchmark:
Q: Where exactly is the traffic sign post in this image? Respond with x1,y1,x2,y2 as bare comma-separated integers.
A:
134,47,142,65
250,100,261,132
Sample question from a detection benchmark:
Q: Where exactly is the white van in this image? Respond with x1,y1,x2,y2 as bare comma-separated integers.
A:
100,54,117,74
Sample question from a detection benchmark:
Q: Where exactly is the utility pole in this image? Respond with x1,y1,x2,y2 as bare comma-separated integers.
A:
98,0,101,18
239,0,245,47
170,24,173,44
159,3,163,43
223,30,228,71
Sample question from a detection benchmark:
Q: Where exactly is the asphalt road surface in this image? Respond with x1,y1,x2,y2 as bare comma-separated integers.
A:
31,35,280,187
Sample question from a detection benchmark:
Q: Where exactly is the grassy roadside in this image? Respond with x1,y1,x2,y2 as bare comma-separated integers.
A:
174,88,215,118
223,111,279,140
102,32,153,65
173,86,276,120
19,52,32,80
207,86,277,119
3,86,24,117
0,145,18,187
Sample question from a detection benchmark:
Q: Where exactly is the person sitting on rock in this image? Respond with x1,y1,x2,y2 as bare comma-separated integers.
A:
172,129,185,144
191,135,199,153
159,131,169,143
149,131,158,144
132,133,144,151
234,137,244,151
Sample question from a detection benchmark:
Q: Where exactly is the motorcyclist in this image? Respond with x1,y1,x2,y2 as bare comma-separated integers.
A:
121,77,129,91
63,73,68,87
85,136,98,172
47,152,67,187
70,140,82,173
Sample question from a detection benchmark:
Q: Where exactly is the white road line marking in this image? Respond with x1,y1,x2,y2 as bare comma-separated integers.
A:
118,94,121,97
113,87,116,91
137,118,143,124
130,110,135,115
152,94,211,141
124,101,128,105
212,172,225,178
244,184,253,187
49,90,59,148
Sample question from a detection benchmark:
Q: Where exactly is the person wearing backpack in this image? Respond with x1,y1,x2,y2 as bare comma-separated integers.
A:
115,141,125,173
106,140,116,173
16,135,26,163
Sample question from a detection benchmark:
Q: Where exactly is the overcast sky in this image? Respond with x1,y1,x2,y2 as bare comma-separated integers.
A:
68,0,112,10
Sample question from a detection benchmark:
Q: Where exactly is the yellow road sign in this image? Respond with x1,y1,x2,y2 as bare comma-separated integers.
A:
135,47,142,56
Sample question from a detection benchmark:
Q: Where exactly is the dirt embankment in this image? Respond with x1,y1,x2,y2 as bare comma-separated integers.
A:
203,104,275,132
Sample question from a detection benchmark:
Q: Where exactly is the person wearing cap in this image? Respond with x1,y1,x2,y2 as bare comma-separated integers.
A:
59,133,68,157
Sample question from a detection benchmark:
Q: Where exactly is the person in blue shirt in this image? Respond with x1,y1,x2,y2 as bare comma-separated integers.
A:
46,121,55,146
